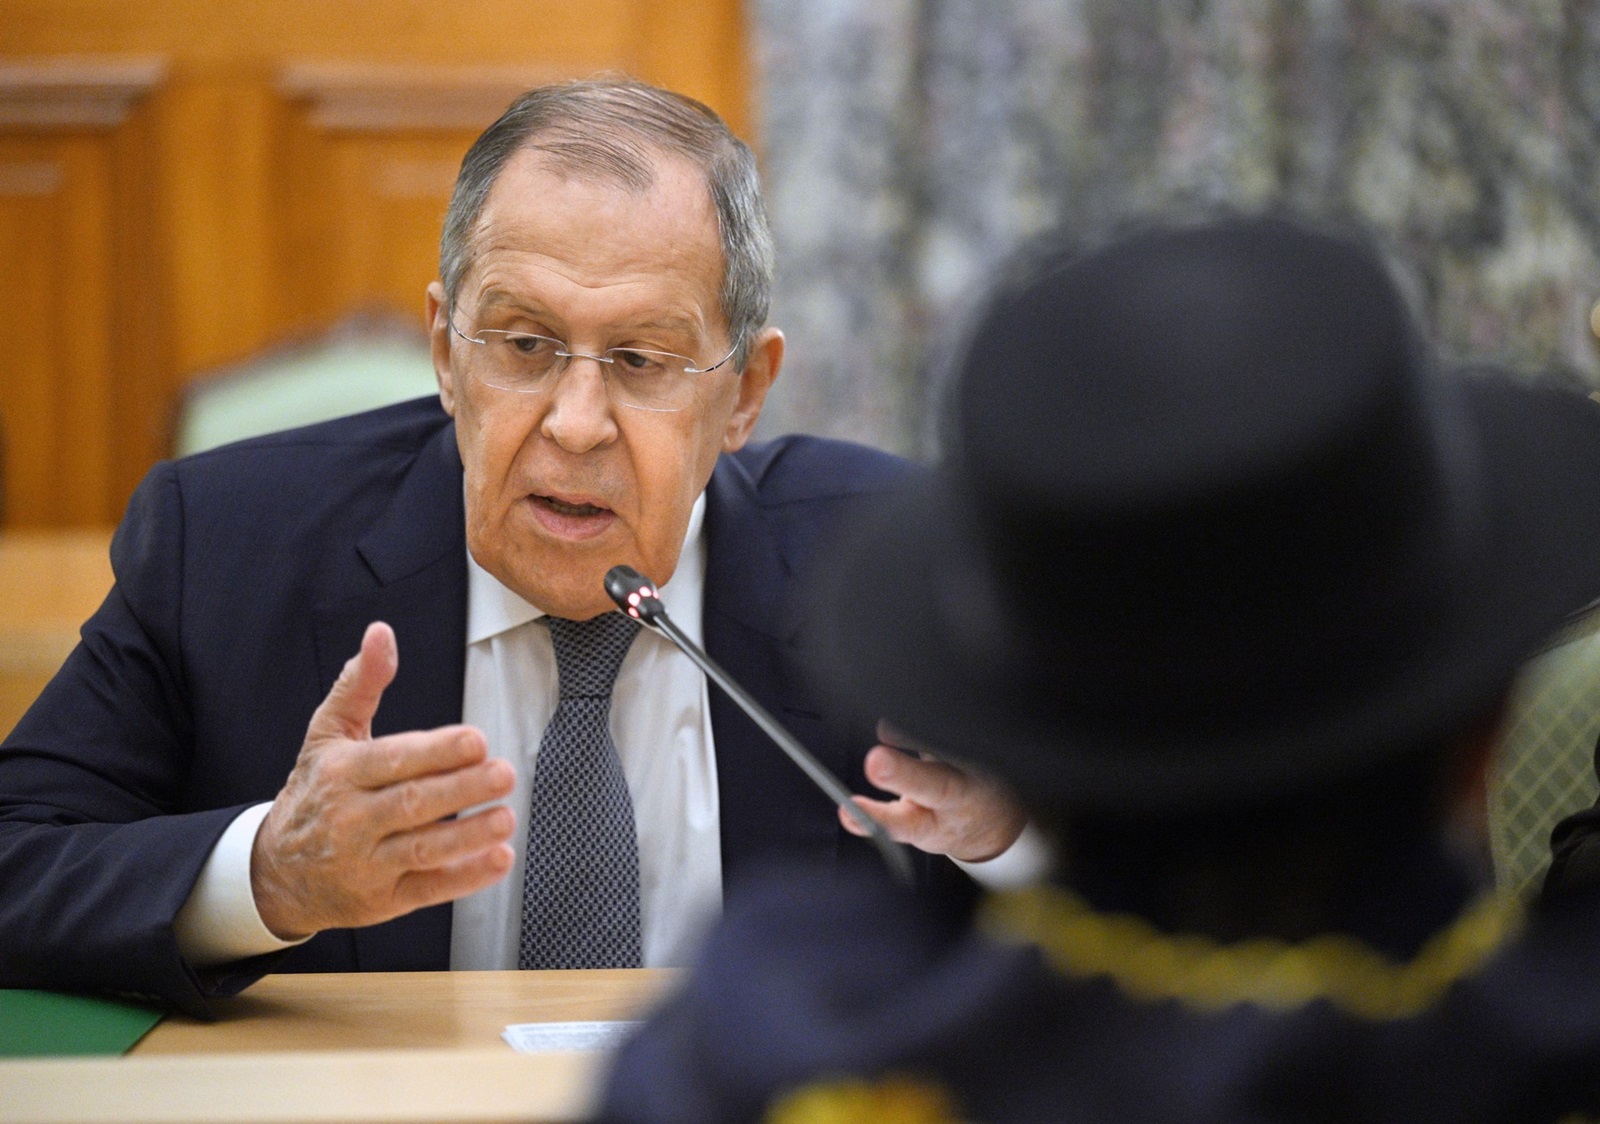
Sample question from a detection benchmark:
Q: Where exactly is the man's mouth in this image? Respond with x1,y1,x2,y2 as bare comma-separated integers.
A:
522,491,618,542
535,494,610,517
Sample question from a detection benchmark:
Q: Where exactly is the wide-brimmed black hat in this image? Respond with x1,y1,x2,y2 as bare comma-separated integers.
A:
808,215,1600,813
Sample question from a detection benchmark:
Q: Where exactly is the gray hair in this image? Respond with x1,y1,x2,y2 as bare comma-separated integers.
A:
440,77,775,366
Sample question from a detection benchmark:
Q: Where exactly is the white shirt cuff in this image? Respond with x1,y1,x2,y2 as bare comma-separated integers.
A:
954,820,1053,889
173,802,310,968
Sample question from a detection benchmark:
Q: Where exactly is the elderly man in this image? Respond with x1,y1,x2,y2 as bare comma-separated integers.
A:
0,78,1023,1016
597,216,1600,1122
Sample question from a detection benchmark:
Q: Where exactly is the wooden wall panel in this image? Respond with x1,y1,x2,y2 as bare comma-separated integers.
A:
0,59,165,527
0,122,141,525
156,76,283,376
3,2,638,68
300,134,463,325
106,96,170,513
271,65,568,335
0,0,750,530
0,143,72,525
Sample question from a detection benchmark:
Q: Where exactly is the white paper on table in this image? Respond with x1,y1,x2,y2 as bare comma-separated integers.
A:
501,1020,645,1053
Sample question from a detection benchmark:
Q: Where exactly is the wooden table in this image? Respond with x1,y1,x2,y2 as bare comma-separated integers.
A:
0,528,114,739
0,970,674,1124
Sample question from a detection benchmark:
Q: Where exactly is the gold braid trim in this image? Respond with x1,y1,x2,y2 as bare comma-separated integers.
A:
765,1073,965,1124
981,883,1521,1020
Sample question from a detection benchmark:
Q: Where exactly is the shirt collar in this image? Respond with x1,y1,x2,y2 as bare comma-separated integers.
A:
466,491,707,645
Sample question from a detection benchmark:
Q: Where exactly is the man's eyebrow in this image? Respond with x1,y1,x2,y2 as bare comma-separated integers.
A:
628,312,705,337
474,289,544,316
471,289,709,338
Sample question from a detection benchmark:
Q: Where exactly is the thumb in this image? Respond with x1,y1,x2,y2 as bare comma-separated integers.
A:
307,621,398,743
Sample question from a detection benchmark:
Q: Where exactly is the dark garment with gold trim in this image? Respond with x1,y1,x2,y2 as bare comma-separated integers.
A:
596,850,1600,1124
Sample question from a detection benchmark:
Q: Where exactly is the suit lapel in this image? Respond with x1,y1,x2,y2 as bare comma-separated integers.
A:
311,420,467,971
703,452,845,885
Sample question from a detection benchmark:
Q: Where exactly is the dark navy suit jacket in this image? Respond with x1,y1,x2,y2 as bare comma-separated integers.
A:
0,398,949,1016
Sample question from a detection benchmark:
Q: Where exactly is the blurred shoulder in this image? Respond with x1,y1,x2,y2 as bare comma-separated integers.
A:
598,867,1041,1123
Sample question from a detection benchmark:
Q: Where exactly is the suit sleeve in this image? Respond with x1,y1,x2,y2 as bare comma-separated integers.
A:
0,463,271,1015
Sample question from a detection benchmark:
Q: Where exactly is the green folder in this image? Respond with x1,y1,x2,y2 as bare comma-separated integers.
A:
0,989,164,1057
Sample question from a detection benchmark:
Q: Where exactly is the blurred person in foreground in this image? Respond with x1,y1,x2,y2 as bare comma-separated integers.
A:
597,215,1600,1123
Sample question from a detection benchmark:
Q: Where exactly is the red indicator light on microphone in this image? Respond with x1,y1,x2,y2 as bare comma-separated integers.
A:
604,565,667,627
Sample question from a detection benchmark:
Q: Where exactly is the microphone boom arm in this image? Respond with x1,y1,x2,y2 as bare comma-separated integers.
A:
606,565,915,886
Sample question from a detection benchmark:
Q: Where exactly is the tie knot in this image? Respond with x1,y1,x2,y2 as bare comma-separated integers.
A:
547,612,642,699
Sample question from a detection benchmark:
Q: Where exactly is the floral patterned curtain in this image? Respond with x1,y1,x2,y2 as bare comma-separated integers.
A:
751,0,1600,457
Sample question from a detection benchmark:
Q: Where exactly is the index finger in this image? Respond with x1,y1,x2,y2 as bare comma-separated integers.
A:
345,725,490,789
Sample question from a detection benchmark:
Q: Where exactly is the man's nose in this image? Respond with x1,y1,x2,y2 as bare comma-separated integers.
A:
539,354,620,452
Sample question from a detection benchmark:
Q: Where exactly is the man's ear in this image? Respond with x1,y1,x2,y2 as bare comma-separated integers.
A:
722,326,784,453
426,281,458,417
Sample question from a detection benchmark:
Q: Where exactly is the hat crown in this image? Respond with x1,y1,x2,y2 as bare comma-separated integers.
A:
951,219,1481,740
962,219,1430,511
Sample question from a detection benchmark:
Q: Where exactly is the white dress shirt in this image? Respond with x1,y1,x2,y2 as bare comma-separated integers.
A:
173,492,1047,968
450,495,721,969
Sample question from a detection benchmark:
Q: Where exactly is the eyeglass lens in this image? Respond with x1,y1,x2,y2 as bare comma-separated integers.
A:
453,319,732,412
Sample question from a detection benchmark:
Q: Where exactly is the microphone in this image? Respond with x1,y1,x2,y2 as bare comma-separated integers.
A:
604,564,915,887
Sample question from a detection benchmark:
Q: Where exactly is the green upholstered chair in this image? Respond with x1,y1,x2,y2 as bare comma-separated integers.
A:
173,310,439,457
1488,606,1600,901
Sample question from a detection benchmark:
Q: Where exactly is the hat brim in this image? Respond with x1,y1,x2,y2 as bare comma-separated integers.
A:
806,376,1600,813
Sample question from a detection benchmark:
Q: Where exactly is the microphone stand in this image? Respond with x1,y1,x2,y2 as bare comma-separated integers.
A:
605,565,915,887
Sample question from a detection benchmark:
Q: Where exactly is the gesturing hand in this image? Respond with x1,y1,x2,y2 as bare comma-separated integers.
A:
251,621,517,940
841,723,1028,863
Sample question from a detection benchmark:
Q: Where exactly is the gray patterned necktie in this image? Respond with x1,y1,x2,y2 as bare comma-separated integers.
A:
519,611,643,969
